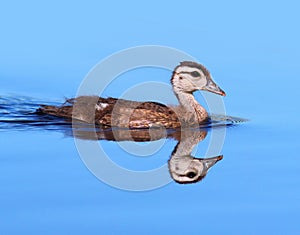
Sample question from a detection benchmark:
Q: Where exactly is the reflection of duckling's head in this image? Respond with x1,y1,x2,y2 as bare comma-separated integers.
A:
168,155,223,184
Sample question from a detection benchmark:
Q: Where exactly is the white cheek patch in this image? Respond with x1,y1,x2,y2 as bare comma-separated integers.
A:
175,68,207,89
195,76,207,89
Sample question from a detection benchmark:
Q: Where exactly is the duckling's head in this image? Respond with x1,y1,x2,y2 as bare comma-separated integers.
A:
172,61,226,96
168,155,223,184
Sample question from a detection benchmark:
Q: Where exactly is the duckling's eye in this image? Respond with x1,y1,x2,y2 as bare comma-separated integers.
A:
190,71,200,77
186,172,197,178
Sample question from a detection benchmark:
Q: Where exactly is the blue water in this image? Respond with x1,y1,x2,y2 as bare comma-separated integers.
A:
1,1,300,234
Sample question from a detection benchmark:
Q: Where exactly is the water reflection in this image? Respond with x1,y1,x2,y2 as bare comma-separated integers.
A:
72,126,223,184
70,126,224,183
169,130,223,184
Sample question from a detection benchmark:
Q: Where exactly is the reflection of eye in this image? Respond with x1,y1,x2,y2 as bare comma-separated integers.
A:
187,172,197,178
191,71,200,77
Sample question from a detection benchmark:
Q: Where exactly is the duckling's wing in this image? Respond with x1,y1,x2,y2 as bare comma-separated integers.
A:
98,100,180,129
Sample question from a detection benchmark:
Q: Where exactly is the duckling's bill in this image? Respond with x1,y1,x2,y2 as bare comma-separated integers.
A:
203,81,226,96
202,155,223,170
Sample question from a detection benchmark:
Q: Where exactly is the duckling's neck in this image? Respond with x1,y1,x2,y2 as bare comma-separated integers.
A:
169,131,206,177
175,91,208,122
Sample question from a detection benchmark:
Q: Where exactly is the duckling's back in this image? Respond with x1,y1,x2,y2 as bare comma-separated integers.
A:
37,96,182,129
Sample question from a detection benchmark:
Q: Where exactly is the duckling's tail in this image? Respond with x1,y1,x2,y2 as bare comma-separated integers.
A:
36,105,73,119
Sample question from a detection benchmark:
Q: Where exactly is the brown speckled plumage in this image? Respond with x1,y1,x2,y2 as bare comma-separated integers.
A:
39,96,193,129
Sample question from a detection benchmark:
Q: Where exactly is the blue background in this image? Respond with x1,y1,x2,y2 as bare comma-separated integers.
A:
1,1,300,234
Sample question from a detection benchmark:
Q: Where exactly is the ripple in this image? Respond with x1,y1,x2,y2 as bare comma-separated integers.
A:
0,96,69,131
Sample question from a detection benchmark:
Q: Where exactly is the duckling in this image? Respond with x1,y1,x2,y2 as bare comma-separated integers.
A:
38,61,226,129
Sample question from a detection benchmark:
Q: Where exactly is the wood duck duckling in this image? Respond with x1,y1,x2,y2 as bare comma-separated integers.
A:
38,61,226,129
